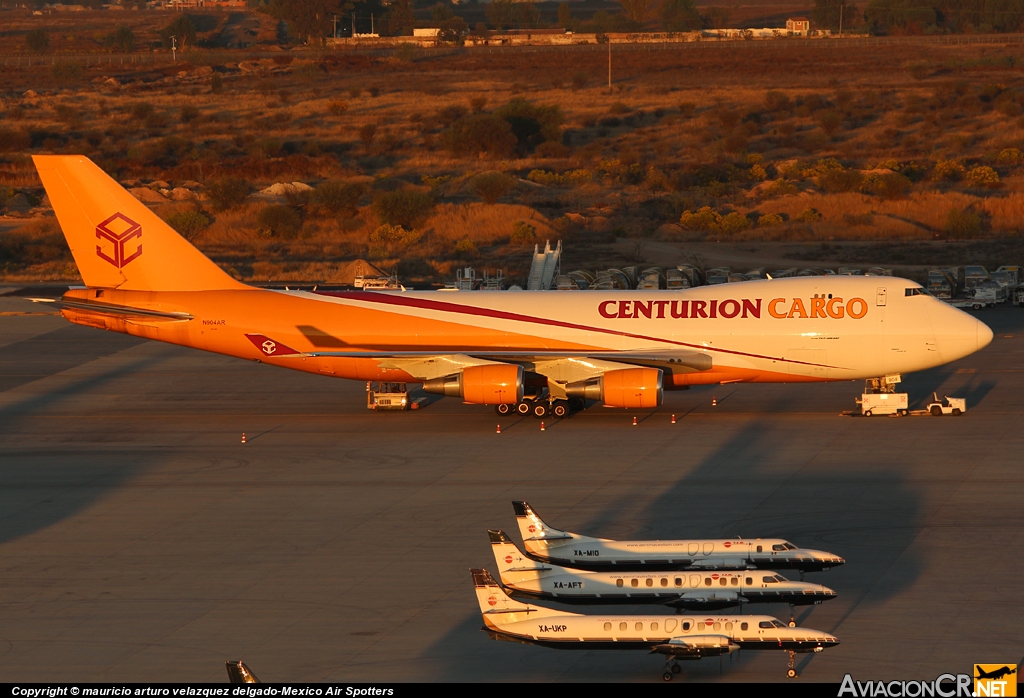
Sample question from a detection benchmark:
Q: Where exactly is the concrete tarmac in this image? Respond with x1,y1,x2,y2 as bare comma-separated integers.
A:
1,294,1022,682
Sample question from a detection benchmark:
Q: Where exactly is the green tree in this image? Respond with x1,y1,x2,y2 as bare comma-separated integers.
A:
486,0,518,29
442,114,518,158
864,0,936,34
438,16,468,44
618,0,653,23
660,0,701,30
813,0,855,32
25,28,49,54
266,0,351,44
704,6,731,28
557,2,572,29
517,1,540,28
382,0,414,36
431,2,454,22
493,98,563,152
160,14,197,49
105,24,136,52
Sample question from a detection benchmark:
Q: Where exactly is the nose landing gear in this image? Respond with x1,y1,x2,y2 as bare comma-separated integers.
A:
662,657,682,681
786,650,798,679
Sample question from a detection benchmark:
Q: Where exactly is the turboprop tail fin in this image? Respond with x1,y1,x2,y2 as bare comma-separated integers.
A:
512,500,576,548
471,568,565,624
489,529,549,585
32,155,246,292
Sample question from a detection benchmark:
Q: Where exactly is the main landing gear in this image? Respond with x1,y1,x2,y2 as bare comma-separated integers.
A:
495,396,585,419
662,657,682,681
787,650,798,679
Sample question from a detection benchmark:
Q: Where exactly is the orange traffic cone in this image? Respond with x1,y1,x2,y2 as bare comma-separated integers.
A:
671,414,677,424
632,416,638,426
241,432,247,444
496,423,501,434
712,397,717,406
540,421,546,431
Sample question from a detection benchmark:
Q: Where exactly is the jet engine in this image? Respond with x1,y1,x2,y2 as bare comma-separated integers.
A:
423,364,524,405
566,367,663,408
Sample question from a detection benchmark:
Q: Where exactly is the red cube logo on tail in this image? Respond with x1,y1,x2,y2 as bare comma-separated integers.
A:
95,212,142,269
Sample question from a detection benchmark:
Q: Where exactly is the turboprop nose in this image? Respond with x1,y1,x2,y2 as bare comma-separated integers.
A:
977,318,994,351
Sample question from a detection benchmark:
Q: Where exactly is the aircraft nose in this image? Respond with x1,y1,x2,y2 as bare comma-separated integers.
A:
977,319,993,351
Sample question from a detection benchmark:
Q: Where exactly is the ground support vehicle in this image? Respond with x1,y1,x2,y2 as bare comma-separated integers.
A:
925,393,966,416
366,382,410,410
856,392,909,416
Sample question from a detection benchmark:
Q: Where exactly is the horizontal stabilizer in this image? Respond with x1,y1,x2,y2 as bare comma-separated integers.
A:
30,296,193,322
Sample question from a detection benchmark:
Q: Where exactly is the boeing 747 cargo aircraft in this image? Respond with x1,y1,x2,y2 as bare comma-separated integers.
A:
32,155,992,415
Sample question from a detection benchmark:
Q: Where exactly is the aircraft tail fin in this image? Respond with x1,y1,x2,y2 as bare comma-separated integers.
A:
32,155,246,292
513,501,578,555
471,568,566,624
225,660,260,683
489,529,547,585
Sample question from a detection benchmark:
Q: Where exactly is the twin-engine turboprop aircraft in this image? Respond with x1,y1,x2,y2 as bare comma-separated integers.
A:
488,530,836,617
33,155,992,416
471,568,838,680
513,501,844,573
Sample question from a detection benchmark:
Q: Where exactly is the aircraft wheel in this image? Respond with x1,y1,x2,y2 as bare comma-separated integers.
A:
672,664,681,674
973,303,982,310
532,402,549,419
495,403,512,416
788,669,798,679
552,401,570,418
952,408,962,416
789,620,796,628
930,405,942,416
898,409,908,417
863,410,872,417
568,397,586,411
663,672,673,682
516,400,533,415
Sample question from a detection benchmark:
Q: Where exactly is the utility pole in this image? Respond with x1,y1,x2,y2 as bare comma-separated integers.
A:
352,14,355,36
607,39,611,92
171,35,177,62
371,13,374,35
839,4,843,38
333,15,338,39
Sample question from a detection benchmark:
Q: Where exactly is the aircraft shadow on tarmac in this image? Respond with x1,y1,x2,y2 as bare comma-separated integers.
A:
425,417,923,681
0,327,163,548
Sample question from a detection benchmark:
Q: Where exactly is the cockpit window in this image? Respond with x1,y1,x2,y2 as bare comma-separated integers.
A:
772,620,787,628
759,621,774,629
905,287,924,296
762,575,778,584
772,544,787,551
773,575,787,582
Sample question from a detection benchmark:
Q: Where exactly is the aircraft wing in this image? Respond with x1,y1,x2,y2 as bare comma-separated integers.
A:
651,634,739,657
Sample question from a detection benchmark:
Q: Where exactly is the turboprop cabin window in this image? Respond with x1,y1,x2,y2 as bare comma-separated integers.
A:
646,578,654,587
756,545,763,553
705,577,712,586
731,578,738,586
651,622,659,631
719,578,727,586
675,578,682,587
619,622,628,631
741,622,749,631
631,579,639,588
661,578,668,587
616,579,623,588
635,622,643,631
746,577,753,585
604,622,612,631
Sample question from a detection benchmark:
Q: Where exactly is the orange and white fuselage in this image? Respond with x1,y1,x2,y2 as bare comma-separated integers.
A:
33,154,993,408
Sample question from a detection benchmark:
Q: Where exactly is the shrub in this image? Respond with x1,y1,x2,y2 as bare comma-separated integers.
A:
749,164,768,182
471,172,516,204
795,207,822,222
815,109,843,138
359,123,377,147
679,206,721,231
26,29,49,54
105,24,135,53
945,208,982,238
328,101,348,116
965,166,1000,188
206,177,251,211
0,128,32,153
211,73,223,94
469,96,487,113
763,179,798,198
718,212,752,234
510,221,536,245
757,213,784,227
453,237,478,258
442,114,517,158
368,86,381,97
166,210,210,240
996,148,1024,165
50,60,82,86
493,98,563,152
160,14,196,49
257,204,302,238
818,169,864,193
535,141,570,158
315,180,365,216
372,189,435,229
874,172,913,199
934,159,965,181
130,102,155,121
527,169,592,188
348,87,361,98
368,223,420,257
180,105,200,123
765,90,790,112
